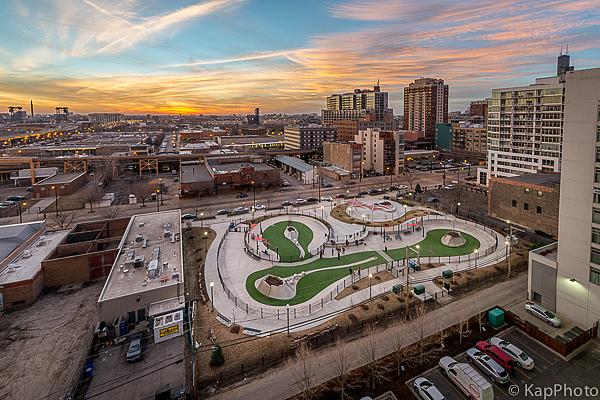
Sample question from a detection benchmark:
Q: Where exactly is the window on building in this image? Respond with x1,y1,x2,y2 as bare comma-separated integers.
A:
512,199,517,207
524,187,530,194
524,202,529,210
595,192,600,204
537,206,542,214
537,190,543,198
593,209,600,224
593,229,600,245
591,248,600,265
591,267,600,286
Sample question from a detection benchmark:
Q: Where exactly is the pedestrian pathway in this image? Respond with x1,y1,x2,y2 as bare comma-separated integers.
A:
377,249,394,263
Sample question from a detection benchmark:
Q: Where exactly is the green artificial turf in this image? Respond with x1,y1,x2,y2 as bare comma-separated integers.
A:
246,251,386,306
262,221,314,262
246,228,481,306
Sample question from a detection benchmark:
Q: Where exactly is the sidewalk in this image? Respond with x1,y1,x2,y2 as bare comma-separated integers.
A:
209,274,528,400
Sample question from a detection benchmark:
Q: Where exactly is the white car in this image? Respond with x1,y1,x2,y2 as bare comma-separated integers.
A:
295,198,307,204
413,377,446,400
466,348,510,384
525,302,562,327
397,184,408,190
489,337,534,370
253,204,266,210
321,196,333,202
443,184,455,190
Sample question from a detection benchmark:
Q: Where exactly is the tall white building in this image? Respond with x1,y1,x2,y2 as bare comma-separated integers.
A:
354,128,404,175
555,68,600,329
479,77,565,185
527,68,600,330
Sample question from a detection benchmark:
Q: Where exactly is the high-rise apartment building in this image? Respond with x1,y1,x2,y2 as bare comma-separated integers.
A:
322,83,394,136
284,125,337,150
526,68,600,330
403,78,449,143
88,113,124,124
354,128,404,175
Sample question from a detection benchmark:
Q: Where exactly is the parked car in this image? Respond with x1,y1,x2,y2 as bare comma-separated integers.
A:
439,356,493,400
295,198,307,204
322,183,333,188
181,213,196,221
216,209,229,215
306,197,319,203
475,341,515,375
126,334,143,362
321,196,333,202
282,180,290,186
466,348,510,384
232,207,249,215
236,193,248,198
525,301,562,327
6,195,26,202
413,377,446,400
489,337,535,370
346,180,356,185
253,204,266,210
426,197,439,203
281,200,293,206
397,184,408,190
335,193,347,199
389,185,399,191
443,184,455,190
279,187,294,192
358,191,368,196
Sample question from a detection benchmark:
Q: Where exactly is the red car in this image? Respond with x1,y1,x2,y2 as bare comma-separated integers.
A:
475,340,515,374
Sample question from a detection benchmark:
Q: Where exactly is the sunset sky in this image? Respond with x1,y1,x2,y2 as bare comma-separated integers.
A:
1,0,599,115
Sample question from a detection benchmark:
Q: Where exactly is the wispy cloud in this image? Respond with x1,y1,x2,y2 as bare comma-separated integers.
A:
162,49,302,68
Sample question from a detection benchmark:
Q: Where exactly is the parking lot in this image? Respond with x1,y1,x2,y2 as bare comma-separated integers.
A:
407,327,600,399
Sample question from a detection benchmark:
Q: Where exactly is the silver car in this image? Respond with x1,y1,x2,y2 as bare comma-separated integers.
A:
525,302,562,327
413,377,446,400
466,348,510,384
489,337,535,370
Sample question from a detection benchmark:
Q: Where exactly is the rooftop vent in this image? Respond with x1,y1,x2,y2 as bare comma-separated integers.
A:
22,250,32,258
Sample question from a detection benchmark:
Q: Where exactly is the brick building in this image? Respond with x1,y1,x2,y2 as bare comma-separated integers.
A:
322,141,362,178
488,173,560,237
32,172,88,198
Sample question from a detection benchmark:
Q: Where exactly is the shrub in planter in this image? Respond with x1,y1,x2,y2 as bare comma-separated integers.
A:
348,313,358,321
361,304,369,311
230,325,240,334
377,303,385,310
375,276,382,281
382,295,389,301
352,285,359,290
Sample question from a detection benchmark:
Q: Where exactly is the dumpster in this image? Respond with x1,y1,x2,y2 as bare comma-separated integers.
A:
392,284,404,294
488,307,505,328
413,284,425,295
442,269,454,279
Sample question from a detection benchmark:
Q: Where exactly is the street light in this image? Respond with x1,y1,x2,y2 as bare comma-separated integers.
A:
251,180,256,209
209,281,214,312
51,185,59,216
200,212,204,227
155,189,160,212
18,202,26,224
321,205,324,219
286,304,290,335
473,248,479,268
159,178,164,205
368,272,373,298
405,244,420,321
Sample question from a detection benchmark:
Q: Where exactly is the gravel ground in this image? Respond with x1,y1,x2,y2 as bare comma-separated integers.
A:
0,282,102,400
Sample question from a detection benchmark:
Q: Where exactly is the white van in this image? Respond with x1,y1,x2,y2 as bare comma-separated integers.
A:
439,356,493,400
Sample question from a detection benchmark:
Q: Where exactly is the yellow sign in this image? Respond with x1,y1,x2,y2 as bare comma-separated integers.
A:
159,324,180,337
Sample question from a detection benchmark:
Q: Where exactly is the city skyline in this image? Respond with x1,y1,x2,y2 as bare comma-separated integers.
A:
1,0,600,115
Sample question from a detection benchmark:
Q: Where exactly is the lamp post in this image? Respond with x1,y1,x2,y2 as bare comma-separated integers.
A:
405,244,420,321
159,178,164,205
387,166,392,187
286,304,290,335
251,180,256,209
473,248,479,268
368,272,373,298
155,189,160,212
317,175,321,201
51,185,59,216
321,205,324,220
200,212,204,227
18,202,26,224
209,281,214,312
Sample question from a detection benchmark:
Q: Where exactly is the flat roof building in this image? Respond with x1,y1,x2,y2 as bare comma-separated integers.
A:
32,172,87,198
273,155,316,184
98,210,183,326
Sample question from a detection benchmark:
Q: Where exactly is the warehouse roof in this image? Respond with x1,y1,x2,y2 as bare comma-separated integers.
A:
501,173,560,188
34,172,86,185
98,210,183,302
275,155,313,173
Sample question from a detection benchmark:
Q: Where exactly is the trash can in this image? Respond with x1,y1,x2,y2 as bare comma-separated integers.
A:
488,307,505,328
413,284,425,295
442,269,454,279
392,284,404,294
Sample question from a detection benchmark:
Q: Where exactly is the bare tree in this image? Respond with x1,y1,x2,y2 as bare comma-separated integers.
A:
387,324,406,376
50,210,78,229
131,182,151,207
100,205,121,220
361,324,390,390
329,340,352,400
81,185,102,213
406,172,416,190
287,342,319,400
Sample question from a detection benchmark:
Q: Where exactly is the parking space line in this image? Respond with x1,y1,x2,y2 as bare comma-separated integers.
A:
507,334,556,366
515,368,532,381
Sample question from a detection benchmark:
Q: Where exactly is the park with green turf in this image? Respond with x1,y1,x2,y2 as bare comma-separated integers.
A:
247,227,481,306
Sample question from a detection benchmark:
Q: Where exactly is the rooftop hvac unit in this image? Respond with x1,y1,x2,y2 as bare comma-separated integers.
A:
22,250,32,258
135,234,144,243
163,229,171,238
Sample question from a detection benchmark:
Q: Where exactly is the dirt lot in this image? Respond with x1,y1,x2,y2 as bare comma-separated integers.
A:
330,204,434,227
0,282,102,400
